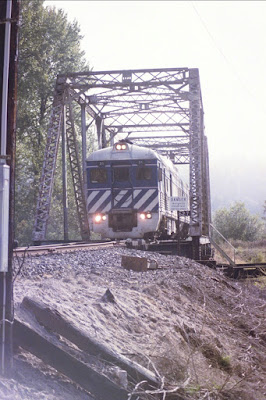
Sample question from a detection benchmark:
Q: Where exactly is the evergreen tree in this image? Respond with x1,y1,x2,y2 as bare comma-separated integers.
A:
16,0,89,244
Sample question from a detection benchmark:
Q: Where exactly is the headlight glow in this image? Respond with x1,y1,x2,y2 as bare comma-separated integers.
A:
139,212,152,220
94,214,107,223
115,143,127,151
94,214,102,223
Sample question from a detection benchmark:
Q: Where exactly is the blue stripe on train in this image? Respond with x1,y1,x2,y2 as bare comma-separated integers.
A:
132,190,145,207
139,189,159,211
151,202,159,212
114,191,133,208
87,190,111,212
87,191,103,210
97,194,112,212
87,188,159,212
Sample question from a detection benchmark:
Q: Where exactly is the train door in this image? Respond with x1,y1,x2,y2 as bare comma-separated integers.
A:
111,163,133,209
109,163,137,232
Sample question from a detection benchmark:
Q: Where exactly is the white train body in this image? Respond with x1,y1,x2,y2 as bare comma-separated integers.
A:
86,141,189,240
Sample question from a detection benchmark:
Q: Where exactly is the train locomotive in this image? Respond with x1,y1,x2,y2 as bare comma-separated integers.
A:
86,140,189,241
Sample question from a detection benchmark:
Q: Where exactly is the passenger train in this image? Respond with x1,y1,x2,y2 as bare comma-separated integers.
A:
86,140,189,240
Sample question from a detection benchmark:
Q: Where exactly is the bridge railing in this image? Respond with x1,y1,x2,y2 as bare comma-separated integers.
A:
209,223,237,265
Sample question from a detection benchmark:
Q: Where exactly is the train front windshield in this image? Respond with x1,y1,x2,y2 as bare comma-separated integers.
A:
113,167,130,182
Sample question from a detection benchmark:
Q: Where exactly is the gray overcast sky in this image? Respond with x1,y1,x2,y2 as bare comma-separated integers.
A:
45,1,266,171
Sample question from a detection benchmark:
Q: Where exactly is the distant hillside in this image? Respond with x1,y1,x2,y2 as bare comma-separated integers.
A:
210,157,266,216
177,159,265,217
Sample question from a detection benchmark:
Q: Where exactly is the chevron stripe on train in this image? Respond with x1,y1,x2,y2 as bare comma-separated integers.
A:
87,189,159,213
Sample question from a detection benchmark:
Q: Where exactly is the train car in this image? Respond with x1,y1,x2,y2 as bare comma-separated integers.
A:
86,140,189,240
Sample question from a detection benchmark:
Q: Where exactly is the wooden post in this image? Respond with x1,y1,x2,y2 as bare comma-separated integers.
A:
21,296,160,388
14,319,130,400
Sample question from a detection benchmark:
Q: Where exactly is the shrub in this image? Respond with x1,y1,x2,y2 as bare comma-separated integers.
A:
213,202,264,242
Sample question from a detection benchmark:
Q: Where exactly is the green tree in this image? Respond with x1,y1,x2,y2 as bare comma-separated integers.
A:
262,200,266,220
262,201,266,238
16,0,89,245
213,201,264,242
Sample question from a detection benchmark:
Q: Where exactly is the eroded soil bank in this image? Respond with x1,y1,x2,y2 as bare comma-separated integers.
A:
1,247,265,399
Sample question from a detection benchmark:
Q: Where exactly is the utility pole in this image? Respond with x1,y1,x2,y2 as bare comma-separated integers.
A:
0,0,20,375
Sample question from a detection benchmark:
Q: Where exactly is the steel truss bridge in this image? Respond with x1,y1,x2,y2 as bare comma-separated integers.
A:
32,68,211,258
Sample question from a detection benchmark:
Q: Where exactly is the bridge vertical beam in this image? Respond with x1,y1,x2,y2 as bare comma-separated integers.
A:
202,135,211,236
96,116,103,149
65,91,90,241
81,103,87,198
96,115,107,149
102,124,107,148
61,104,68,241
189,69,203,258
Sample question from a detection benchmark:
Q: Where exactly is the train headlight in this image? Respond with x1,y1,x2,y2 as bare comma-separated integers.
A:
94,214,107,223
115,143,127,151
139,212,152,220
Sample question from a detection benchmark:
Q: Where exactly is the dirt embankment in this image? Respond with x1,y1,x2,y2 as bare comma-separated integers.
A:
1,247,265,399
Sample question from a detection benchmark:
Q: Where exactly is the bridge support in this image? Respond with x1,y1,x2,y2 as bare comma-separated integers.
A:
61,105,68,241
188,69,211,257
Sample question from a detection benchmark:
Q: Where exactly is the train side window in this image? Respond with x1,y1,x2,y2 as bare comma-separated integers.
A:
158,168,162,181
136,166,152,180
113,167,129,181
90,168,107,183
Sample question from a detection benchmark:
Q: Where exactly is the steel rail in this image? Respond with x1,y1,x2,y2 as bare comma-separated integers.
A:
13,241,120,257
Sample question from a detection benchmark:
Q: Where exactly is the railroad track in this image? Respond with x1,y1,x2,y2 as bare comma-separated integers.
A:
14,240,266,279
14,241,120,257
217,263,266,279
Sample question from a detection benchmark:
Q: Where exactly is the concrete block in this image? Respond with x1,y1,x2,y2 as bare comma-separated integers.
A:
121,255,158,272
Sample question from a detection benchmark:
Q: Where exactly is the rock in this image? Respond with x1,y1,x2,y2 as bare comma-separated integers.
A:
101,289,116,303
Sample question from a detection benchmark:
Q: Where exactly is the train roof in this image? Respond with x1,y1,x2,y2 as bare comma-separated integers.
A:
87,142,183,179
87,142,188,188
87,143,159,162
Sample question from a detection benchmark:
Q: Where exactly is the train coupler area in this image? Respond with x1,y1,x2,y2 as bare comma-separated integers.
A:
109,209,137,232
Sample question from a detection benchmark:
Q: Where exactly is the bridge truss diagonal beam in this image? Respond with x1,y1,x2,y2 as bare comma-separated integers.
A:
32,86,89,242
65,91,90,240
32,92,63,242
